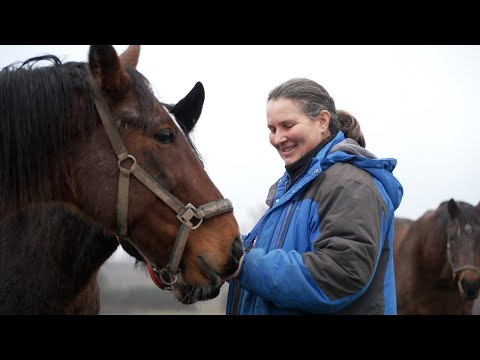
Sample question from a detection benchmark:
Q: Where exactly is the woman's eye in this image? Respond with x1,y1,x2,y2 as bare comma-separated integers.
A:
154,129,174,144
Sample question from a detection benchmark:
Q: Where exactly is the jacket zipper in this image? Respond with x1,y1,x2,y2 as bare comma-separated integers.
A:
274,201,295,249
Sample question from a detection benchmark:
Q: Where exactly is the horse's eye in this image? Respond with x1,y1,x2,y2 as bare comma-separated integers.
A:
154,129,174,144
448,231,459,242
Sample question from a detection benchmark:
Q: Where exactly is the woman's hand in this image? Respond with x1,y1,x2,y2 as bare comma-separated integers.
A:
231,254,244,279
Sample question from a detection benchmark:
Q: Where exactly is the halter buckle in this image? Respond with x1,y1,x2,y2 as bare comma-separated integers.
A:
177,203,203,229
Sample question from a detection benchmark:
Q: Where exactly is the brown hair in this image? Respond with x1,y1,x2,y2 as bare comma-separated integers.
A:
337,109,366,148
268,78,340,134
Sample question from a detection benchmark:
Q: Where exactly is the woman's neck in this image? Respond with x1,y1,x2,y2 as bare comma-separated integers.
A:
285,133,336,187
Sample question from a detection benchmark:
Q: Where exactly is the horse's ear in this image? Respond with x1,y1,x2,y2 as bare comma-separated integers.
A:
447,198,459,219
170,82,205,133
119,45,140,69
88,45,131,100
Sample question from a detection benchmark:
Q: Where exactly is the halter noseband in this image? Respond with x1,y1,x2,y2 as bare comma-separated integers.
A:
91,80,233,290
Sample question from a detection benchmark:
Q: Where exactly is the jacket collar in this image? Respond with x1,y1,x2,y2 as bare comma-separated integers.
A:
285,133,336,190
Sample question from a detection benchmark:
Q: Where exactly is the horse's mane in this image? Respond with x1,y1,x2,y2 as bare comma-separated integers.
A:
0,55,156,213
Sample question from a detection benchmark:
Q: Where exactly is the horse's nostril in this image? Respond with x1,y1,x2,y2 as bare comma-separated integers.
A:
231,236,244,261
197,256,222,287
221,236,244,277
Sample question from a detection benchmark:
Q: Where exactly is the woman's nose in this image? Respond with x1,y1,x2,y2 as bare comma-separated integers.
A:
273,132,286,145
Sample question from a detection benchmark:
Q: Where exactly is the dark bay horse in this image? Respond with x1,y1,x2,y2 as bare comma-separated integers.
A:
0,45,243,314
394,199,480,314
393,217,414,257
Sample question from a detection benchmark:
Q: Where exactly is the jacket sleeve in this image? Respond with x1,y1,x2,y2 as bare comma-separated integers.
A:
238,174,385,313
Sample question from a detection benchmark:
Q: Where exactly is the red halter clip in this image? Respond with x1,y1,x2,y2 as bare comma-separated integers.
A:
114,235,166,290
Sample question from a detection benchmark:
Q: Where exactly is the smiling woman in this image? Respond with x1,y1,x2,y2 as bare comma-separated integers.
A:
0,45,243,314
1,45,480,315
227,77,403,315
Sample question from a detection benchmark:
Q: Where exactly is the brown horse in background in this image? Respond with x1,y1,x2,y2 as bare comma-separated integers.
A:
0,45,243,314
393,217,414,256
394,199,480,314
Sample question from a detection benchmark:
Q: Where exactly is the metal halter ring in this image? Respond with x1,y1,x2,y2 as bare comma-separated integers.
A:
157,267,180,286
118,155,137,174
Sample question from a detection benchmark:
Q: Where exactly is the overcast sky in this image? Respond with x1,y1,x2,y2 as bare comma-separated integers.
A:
2,45,479,262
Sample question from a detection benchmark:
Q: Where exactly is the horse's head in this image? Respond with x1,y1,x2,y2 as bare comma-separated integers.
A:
445,199,480,301
72,45,242,303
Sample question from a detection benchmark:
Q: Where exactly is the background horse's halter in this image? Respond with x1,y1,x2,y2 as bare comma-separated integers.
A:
446,222,480,293
91,80,233,290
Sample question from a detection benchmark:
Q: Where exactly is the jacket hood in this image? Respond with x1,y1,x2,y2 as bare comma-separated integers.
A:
322,132,403,210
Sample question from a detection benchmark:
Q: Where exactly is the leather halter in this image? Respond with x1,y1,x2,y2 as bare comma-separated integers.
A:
446,222,480,293
90,80,233,290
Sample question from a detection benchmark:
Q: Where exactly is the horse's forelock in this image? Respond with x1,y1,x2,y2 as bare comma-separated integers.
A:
457,202,480,225
442,200,480,226
122,64,157,129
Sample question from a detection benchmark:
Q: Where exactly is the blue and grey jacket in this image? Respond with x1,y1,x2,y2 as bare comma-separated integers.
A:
226,131,403,314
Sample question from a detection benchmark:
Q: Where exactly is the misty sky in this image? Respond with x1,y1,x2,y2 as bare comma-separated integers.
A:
2,45,479,262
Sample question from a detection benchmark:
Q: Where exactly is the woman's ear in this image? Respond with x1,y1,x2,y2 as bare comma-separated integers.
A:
318,110,331,133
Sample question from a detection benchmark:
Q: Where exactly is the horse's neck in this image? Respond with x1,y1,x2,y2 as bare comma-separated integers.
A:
35,203,118,274
413,213,449,275
0,202,117,313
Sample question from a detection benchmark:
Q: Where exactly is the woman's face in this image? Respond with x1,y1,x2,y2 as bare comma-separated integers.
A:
267,98,329,166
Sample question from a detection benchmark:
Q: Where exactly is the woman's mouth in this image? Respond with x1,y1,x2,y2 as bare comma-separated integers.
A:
281,145,296,153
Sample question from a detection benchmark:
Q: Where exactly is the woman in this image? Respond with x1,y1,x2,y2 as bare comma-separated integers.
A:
226,78,403,314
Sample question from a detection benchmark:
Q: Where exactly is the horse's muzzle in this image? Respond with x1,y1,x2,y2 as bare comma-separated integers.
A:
172,235,244,304
459,277,480,301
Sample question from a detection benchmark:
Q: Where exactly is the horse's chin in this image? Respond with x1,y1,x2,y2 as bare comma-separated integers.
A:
460,288,480,302
457,277,480,301
172,280,222,304
463,294,479,302
169,254,236,304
